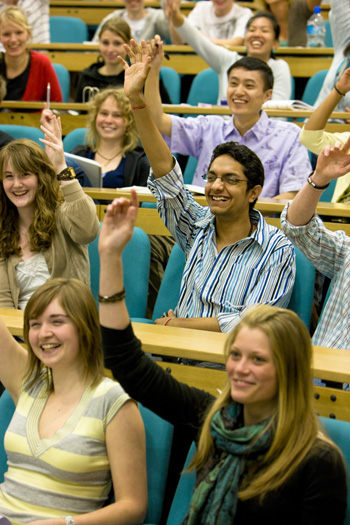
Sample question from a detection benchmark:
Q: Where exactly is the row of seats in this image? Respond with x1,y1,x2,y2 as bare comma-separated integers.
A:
48,15,334,47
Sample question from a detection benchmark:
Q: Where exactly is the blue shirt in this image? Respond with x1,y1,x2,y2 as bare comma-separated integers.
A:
281,204,350,350
148,161,295,333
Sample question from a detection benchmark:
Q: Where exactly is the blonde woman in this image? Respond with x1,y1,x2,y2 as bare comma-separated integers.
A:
0,6,61,101
72,88,150,188
99,191,347,524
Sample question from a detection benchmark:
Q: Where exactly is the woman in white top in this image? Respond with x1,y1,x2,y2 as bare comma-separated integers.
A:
167,5,292,104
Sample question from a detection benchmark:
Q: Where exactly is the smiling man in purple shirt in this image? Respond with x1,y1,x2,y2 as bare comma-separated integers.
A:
145,47,311,199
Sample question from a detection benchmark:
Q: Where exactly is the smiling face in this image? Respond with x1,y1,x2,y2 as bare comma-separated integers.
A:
226,326,278,425
95,95,126,143
244,16,278,61
0,20,29,57
2,160,38,212
99,29,126,65
28,298,80,372
226,67,272,118
204,154,261,220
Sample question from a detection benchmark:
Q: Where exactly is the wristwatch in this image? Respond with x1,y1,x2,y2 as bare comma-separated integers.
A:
63,517,75,525
57,166,76,181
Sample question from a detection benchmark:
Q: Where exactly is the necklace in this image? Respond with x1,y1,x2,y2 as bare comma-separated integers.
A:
96,150,121,162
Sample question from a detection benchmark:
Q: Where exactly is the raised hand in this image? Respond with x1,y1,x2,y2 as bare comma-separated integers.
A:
315,136,350,182
165,0,183,24
99,189,139,257
119,40,152,103
336,67,350,97
39,112,66,174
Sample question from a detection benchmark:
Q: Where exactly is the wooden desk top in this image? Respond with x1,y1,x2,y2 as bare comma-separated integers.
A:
1,308,347,383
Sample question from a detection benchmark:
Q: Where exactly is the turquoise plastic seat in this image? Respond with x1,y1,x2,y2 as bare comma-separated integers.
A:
88,225,151,318
288,246,316,330
63,128,88,152
325,19,333,48
183,156,198,185
0,390,15,483
166,442,196,525
49,16,88,43
301,69,328,106
160,67,181,105
52,63,70,102
0,125,44,148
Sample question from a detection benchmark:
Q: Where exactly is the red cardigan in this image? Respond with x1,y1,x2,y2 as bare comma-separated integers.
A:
21,51,63,102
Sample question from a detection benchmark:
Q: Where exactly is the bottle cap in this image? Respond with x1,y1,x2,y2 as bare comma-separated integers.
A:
314,6,321,13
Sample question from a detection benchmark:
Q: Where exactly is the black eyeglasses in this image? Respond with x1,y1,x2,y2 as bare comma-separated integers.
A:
202,173,248,185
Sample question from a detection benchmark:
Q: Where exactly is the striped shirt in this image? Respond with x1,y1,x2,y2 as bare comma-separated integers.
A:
281,204,350,350
0,376,129,524
148,162,295,333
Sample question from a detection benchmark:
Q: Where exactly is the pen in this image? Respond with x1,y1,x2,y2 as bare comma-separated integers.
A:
155,42,170,61
46,82,50,110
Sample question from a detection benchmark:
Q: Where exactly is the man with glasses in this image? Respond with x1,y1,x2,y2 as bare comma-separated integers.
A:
121,41,295,333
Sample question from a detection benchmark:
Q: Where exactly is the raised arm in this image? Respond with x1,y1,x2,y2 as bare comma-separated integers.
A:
304,68,350,131
0,315,28,404
287,136,350,226
119,40,173,178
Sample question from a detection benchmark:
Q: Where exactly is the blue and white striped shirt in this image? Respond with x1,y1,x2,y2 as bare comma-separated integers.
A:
281,204,350,350
148,162,295,333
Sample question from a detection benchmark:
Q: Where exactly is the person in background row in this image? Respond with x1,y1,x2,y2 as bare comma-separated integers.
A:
169,0,252,47
0,75,13,148
72,88,150,188
99,190,347,525
166,5,292,104
0,6,61,102
92,0,169,45
0,115,99,309
0,277,147,524
0,0,49,44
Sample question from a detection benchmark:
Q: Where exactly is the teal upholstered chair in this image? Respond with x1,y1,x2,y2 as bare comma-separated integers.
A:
88,225,151,318
160,67,181,105
186,68,219,112
49,16,88,43
0,125,44,148
0,390,15,483
63,128,88,152
288,246,316,330
52,63,70,102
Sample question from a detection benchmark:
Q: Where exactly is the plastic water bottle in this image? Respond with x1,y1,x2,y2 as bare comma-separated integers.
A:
306,6,326,48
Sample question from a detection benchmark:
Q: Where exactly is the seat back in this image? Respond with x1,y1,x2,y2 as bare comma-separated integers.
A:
152,243,186,321
139,405,174,524
50,16,88,43
318,178,337,202
52,63,70,102
325,19,333,47
183,156,198,185
160,67,181,105
88,226,151,318
63,128,88,152
301,70,328,106
0,390,15,483
0,125,44,148
166,442,196,525
320,417,350,525
186,69,219,107
288,246,316,329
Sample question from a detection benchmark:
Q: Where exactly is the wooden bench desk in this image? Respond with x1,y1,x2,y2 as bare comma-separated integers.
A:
26,43,333,78
1,308,348,420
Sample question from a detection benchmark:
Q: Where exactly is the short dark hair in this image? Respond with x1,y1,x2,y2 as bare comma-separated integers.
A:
246,11,280,41
209,141,264,210
227,56,274,91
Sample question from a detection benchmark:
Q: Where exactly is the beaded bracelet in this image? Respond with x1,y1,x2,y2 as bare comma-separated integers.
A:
98,288,126,303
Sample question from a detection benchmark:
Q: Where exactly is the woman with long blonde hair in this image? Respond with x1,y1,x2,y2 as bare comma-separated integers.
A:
99,190,347,524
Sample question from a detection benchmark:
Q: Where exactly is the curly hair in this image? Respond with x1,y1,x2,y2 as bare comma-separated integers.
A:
0,139,63,258
86,88,139,155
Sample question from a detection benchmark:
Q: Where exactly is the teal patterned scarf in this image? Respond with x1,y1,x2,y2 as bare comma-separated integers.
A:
185,403,272,525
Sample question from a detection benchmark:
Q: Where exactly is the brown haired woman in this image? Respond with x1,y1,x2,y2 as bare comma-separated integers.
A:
0,117,99,309
0,277,147,524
